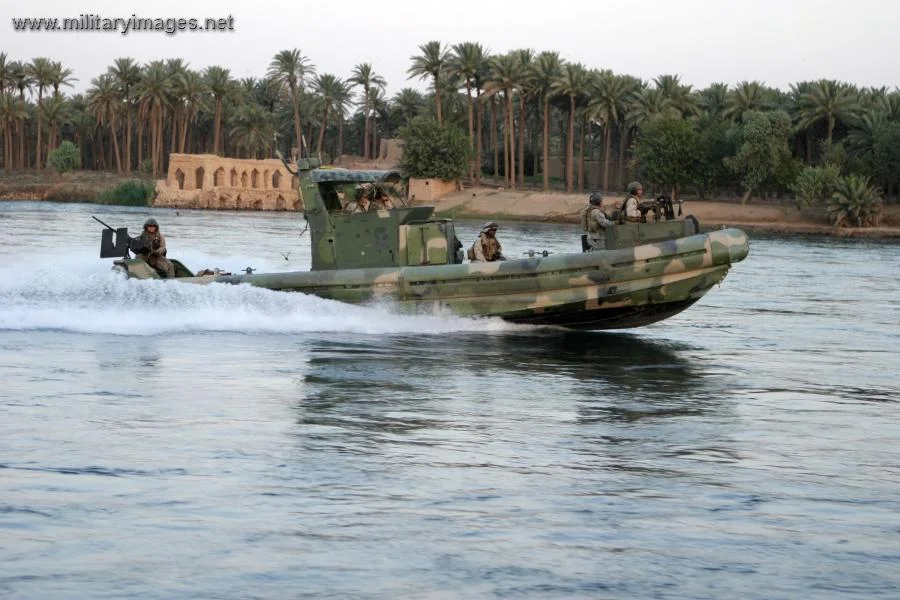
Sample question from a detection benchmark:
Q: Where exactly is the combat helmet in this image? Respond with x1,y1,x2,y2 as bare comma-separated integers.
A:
481,221,499,233
589,192,603,206
627,181,643,195
143,218,159,230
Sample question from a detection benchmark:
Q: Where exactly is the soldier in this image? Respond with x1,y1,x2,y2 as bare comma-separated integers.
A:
619,181,644,223
345,187,372,214
372,190,395,210
581,192,614,250
468,222,506,262
135,218,175,278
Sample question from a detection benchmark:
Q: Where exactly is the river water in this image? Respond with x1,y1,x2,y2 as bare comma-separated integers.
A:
1,201,898,599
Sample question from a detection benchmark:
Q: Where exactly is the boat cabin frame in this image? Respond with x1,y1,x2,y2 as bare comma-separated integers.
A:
298,162,463,271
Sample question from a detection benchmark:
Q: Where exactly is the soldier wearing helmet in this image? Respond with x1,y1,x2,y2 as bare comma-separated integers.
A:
580,192,614,250
467,221,506,262
619,181,644,224
345,187,372,214
135,218,175,278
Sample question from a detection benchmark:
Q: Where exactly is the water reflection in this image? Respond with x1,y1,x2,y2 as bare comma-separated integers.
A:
289,330,712,440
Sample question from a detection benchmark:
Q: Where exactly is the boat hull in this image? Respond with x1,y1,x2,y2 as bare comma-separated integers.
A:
114,228,748,330
206,228,749,330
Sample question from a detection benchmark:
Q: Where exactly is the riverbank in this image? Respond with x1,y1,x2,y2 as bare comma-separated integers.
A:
0,171,153,203
428,187,900,238
4,171,899,238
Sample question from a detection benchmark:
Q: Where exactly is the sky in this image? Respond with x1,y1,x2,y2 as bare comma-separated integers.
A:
3,0,899,100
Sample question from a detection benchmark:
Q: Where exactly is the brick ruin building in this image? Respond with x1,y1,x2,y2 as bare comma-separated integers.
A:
153,154,301,211
152,144,466,211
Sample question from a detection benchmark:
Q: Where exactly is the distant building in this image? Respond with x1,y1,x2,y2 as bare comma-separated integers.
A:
153,154,301,211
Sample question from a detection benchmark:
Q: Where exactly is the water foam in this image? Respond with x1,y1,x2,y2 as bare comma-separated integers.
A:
0,253,515,336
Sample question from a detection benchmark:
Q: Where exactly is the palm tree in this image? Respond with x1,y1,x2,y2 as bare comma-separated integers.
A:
552,62,589,193
302,92,323,155
312,73,348,157
368,87,389,157
138,61,171,175
28,57,54,170
514,49,535,187
433,69,465,128
9,61,31,169
203,66,232,156
349,63,386,159
450,42,487,180
653,74,698,118
472,50,494,183
48,61,76,97
0,53,9,92
0,55,17,168
68,94,95,167
484,93,501,177
880,91,900,122
40,95,70,155
179,70,209,153
268,49,315,158
845,108,885,158
698,83,729,125
485,53,521,189
0,93,25,169
251,77,282,114
796,79,860,145
391,88,426,124
229,103,274,159
331,80,354,157
87,74,123,172
407,41,450,125
165,59,189,160
108,58,141,172
532,51,563,190
724,80,770,121
827,175,882,227
590,72,629,191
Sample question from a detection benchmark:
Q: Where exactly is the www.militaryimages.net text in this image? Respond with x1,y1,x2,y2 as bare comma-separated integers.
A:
10,14,235,35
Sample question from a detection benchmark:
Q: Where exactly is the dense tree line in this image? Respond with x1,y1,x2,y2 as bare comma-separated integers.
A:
1,43,898,212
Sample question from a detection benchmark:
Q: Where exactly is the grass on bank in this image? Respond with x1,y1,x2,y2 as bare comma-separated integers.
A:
95,180,156,206
0,170,156,204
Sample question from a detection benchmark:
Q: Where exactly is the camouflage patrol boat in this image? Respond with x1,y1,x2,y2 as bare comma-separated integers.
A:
99,158,749,330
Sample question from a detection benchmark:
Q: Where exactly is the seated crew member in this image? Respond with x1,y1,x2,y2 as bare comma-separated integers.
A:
619,181,644,223
467,222,506,262
372,190,395,210
580,192,614,250
345,187,372,214
135,218,175,278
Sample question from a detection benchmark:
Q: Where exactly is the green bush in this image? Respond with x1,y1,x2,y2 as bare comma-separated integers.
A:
96,180,156,206
791,163,840,208
826,175,882,227
47,141,81,174
632,117,701,196
398,117,470,180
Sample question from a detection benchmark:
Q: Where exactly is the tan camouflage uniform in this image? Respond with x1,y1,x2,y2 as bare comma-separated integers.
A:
137,230,175,278
580,204,614,250
470,233,504,262
621,194,643,223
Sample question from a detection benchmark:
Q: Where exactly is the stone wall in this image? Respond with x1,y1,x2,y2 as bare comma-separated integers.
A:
153,153,301,210
408,178,461,203
378,138,403,164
